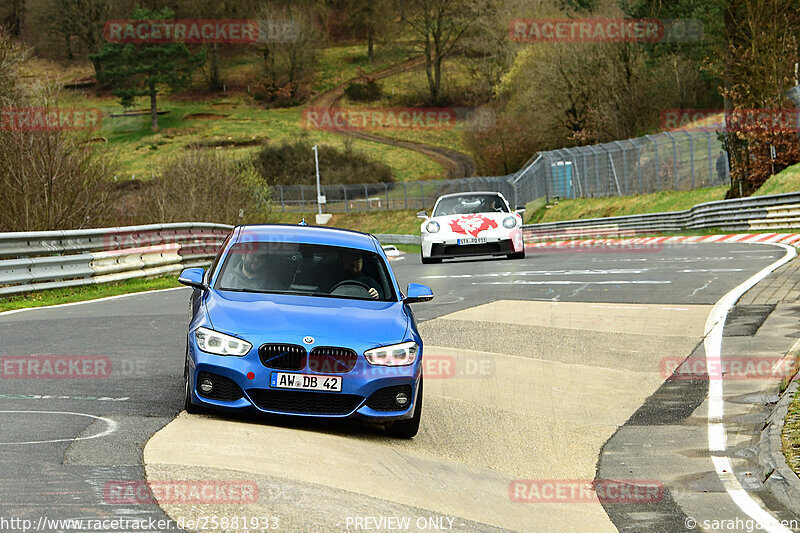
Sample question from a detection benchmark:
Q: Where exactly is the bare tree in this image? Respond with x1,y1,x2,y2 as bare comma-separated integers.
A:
0,30,117,231
257,2,324,100
404,0,480,104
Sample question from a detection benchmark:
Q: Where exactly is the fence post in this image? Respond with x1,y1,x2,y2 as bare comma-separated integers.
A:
707,131,714,185
279,186,285,212
664,131,678,190
683,131,695,189
300,186,305,212
637,144,643,194
384,183,390,210
363,184,370,211
645,135,659,191
614,141,627,195
403,182,408,209
342,185,349,213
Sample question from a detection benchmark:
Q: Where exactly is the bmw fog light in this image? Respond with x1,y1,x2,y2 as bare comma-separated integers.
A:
199,378,214,394
395,392,409,407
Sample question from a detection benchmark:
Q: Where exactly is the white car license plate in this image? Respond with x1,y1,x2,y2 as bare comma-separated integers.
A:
457,237,487,245
271,372,342,392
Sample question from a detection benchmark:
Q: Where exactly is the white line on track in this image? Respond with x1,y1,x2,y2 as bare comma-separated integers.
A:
472,280,671,286
0,410,117,445
0,287,187,317
421,269,648,279
704,243,796,532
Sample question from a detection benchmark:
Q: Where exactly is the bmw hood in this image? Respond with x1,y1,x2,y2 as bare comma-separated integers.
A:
204,291,409,345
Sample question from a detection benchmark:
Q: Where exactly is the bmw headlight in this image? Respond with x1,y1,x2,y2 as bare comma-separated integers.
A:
503,216,517,229
364,341,419,366
426,221,440,233
195,327,252,356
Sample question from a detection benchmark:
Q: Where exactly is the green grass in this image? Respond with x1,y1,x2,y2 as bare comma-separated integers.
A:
313,44,412,93
783,386,800,476
754,162,800,196
263,209,422,234
338,57,475,154
531,186,729,224
0,276,182,312
57,91,443,182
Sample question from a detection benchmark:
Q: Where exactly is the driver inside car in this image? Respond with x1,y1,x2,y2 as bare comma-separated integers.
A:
330,252,380,299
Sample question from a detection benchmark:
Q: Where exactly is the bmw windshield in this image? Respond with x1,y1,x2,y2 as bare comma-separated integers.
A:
214,242,397,302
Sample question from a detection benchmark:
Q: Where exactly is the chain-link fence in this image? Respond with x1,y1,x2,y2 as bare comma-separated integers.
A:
271,175,519,212
271,130,730,212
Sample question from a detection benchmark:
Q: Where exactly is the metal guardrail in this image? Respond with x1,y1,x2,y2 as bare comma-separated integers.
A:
522,191,800,241
0,224,418,297
0,223,233,297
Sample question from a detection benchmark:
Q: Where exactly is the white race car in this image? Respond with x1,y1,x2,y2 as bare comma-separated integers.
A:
418,191,525,264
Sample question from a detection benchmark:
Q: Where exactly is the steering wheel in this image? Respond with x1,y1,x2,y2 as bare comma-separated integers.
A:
330,279,373,297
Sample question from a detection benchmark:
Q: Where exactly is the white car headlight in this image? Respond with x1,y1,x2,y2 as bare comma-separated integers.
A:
426,221,440,233
195,327,252,356
364,341,419,366
503,216,517,229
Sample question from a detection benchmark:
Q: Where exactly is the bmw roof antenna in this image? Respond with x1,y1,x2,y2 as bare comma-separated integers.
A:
298,218,307,226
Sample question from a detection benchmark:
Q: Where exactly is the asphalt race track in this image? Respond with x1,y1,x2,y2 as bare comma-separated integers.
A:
0,242,797,532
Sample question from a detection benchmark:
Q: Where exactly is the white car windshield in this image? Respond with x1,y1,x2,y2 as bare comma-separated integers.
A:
432,194,509,216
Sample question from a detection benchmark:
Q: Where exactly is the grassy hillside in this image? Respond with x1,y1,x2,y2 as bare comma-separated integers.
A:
753,162,800,196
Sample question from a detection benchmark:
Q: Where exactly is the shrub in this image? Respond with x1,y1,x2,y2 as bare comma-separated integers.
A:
137,151,271,225
253,140,393,187
344,79,383,102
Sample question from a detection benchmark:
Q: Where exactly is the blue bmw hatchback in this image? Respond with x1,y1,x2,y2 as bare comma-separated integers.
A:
178,224,433,438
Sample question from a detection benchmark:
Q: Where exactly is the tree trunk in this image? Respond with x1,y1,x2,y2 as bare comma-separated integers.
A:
208,44,221,91
367,24,374,62
149,82,159,131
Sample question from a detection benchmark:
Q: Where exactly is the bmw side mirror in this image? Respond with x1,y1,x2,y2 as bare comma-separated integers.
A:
416,211,428,220
178,267,207,290
405,283,433,304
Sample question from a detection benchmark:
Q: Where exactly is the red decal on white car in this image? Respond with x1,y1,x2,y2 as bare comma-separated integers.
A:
448,215,498,237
